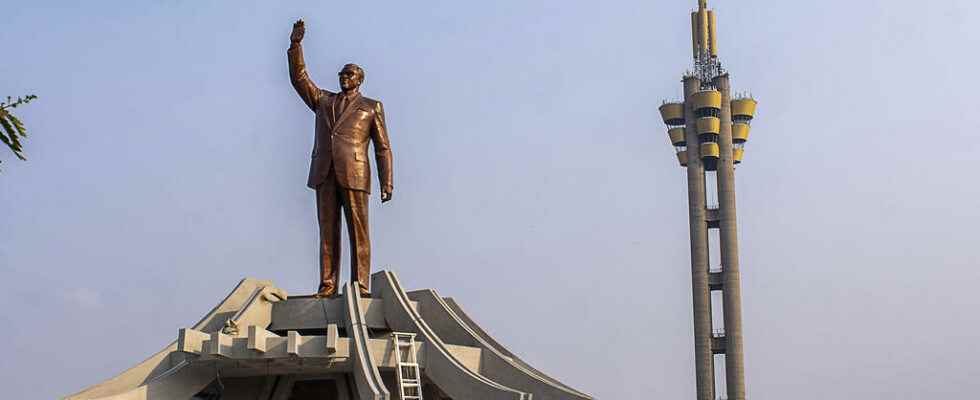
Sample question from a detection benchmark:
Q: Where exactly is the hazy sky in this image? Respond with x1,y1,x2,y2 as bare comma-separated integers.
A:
3,0,979,399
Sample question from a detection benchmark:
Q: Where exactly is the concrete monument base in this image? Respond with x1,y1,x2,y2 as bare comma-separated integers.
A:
65,271,592,400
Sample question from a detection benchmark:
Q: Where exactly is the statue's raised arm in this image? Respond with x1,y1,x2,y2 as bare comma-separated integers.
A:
287,19,327,111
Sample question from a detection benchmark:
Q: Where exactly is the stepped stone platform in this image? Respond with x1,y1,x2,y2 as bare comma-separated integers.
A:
65,271,592,400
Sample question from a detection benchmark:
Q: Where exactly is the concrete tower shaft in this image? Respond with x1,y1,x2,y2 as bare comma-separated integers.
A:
683,76,715,400
714,74,746,400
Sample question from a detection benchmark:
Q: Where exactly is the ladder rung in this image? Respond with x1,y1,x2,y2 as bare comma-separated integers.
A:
399,362,418,367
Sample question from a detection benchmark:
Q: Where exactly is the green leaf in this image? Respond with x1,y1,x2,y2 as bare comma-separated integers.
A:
7,113,26,137
0,129,12,148
0,115,22,152
0,94,35,167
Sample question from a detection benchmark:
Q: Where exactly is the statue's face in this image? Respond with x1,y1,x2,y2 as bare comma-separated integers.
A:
339,68,362,91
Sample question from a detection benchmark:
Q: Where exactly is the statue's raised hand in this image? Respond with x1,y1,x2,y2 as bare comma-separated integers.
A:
291,19,305,43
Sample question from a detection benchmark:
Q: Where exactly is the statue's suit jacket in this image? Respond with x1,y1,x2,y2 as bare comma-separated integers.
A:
288,44,393,193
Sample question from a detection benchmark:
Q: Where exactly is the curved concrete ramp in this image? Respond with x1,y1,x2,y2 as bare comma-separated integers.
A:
343,282,391,400
372,271,530,400
65,278,275,400
436,295,592,400
90,362,216,400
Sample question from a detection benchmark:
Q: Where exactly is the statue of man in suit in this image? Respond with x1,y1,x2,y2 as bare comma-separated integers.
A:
287,19,393,297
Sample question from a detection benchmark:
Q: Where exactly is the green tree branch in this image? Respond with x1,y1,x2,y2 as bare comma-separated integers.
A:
0,94,37,170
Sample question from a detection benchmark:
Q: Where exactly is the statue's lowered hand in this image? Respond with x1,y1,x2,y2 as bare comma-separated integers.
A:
381,190,393,203
291,19,305,43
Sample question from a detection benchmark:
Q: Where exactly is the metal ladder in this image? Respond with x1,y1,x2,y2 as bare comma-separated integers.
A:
392,332,423,400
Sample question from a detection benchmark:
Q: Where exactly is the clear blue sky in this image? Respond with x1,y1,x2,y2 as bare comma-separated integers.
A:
3,0,979,398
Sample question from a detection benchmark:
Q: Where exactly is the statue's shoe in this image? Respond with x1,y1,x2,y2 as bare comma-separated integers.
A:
314,285,337,298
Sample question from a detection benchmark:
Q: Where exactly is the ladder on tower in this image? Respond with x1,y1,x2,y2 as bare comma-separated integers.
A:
392,332,423,400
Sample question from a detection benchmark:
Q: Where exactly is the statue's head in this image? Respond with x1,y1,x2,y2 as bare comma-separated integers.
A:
338,63,365,91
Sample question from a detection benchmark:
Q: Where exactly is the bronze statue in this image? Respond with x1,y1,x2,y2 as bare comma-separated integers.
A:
287,19,393,297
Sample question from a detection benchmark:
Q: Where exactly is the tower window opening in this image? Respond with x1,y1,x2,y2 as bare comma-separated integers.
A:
707,205,720,240
714,354,729,400
696,108,720,118
705,172,719,209
733,115,752,124
710,290,725,335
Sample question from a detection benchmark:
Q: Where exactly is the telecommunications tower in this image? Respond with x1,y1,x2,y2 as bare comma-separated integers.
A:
658,1,758,400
